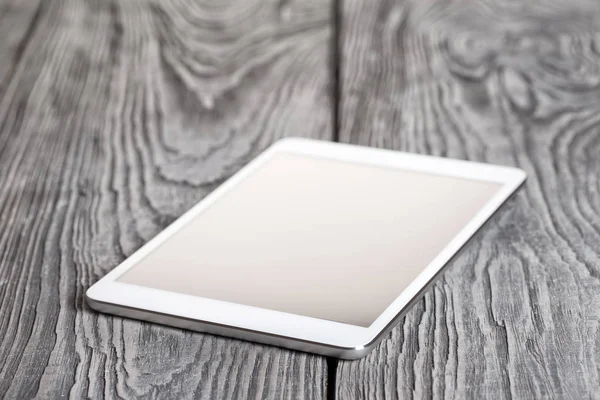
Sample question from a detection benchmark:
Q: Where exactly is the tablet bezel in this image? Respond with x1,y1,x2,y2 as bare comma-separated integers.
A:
86,137,526,350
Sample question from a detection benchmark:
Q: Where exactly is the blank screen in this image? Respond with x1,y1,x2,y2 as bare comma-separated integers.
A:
118,153,502,327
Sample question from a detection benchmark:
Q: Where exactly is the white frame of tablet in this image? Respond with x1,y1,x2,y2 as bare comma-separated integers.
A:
86,137,526,351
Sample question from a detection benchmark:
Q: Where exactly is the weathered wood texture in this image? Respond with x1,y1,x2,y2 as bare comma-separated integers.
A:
338,0,600,399
0,0,331,398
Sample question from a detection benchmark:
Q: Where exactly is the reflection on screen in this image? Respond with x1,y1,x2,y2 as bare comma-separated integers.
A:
118,153,502,327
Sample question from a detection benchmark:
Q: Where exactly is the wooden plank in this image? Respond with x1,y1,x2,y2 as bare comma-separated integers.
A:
0,0,44,91
0,0,331,398
337,0,600,398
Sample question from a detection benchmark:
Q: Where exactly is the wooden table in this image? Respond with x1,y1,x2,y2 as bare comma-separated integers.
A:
1,0,600,398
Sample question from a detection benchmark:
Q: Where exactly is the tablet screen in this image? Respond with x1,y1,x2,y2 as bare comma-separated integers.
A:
118,152,502,327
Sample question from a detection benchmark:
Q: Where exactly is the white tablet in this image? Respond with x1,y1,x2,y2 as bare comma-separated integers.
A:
86,138,526,359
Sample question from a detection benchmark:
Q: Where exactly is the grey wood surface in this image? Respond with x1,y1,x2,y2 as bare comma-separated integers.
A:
337,0,600,399
0,0,331,398
2,0,600,398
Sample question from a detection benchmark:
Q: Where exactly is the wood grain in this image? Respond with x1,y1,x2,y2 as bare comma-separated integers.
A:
337,0,600,398
0,0,331,398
